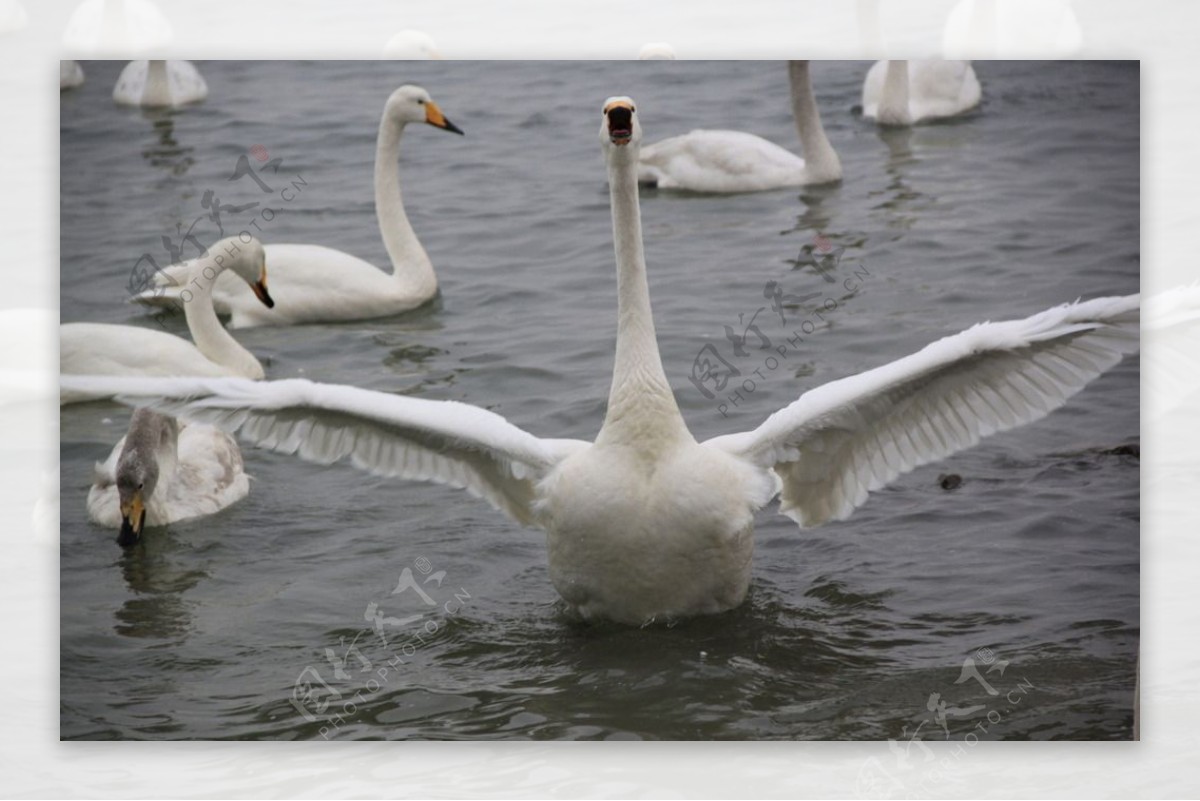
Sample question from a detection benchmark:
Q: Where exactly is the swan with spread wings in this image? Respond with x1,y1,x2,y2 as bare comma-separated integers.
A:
63,97,1140,625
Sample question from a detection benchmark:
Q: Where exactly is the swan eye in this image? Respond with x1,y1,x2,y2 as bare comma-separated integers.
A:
417,98,425,105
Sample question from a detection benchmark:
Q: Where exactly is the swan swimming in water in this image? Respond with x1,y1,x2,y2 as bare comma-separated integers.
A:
132,86,463,328
60,60,85,90
112,59,208,108
62,97,1141,625
862,60,982,125
60,237,272,404
87,409,249,546
637,61,841,192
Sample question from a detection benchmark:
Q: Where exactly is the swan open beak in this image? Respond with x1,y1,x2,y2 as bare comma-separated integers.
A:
424,101,464,135
118,491,145,547
604,100,633,146
251,265,274,308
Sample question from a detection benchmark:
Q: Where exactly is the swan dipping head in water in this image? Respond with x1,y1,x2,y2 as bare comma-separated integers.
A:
113,410,174,546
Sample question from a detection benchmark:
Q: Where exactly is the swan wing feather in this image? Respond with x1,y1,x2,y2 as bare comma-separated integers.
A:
60,375,587,527
703,295,1140,527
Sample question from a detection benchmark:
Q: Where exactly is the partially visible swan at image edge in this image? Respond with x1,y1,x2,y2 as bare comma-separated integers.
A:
113,59,208,108
60,236,273,404
383,30,442,59
637,61,841,193
63,98,1142,626
862,59,981,125
133,85,464,328
61,60,86,90
637,43,677,60
88,409,249,546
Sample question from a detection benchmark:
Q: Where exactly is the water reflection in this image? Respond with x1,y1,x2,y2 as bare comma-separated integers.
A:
870,125,925,235
114,531,207,639
139,112,195,177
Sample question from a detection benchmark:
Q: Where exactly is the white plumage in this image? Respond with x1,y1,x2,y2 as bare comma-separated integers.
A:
112,60,207,108
862,59,981,125
638,61,841,193
131,86,464,328
87,410,249,542
62,99,1142,625
60,237,272,404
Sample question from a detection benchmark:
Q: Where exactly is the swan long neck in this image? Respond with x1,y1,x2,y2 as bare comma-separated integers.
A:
788,61,841,183
878,60,912,125
374,117,437,297
144,60,171,106
182,261,264,378
597,147,690,448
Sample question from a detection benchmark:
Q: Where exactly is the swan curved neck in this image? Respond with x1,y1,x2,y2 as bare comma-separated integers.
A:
374,118,437,297
597,147,690,448
143,60,170,106
878,60,912,125
788,61,841,183
182,261,263,378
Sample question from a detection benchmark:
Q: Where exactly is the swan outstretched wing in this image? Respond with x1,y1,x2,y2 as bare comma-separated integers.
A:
59,376,588,526
703,295,1140,527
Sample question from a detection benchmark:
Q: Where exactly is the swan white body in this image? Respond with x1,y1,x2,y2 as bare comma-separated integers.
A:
60,237,272,404
862,59,981,125
87,409,249,544
637,43,677,60
132,86,463,328
62,99,1141,625
638,61,841,192
60,60,86,90
113,59,207,108
383,30,442,59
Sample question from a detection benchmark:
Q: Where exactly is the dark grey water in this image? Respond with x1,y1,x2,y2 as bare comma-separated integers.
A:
59,60,1138,741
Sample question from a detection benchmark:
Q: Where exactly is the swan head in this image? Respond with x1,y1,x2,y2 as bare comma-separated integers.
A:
384,85,464,136
214,236,273,309
600,97,641,151
114,446,159,548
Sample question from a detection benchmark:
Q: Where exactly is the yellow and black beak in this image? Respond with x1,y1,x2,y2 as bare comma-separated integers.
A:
118,491,146,547
251,264,274,308
424,101,464,136
604,100,634,146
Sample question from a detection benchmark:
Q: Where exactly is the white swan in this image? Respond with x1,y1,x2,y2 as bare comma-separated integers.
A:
60,60,86,90
60,237,272,404
383,29,443,59
112,59,207,108
87,409,249,546
637,61,841,193
862,60,981,125
132,86,464,328
637,43,677,60
61,98,1141,625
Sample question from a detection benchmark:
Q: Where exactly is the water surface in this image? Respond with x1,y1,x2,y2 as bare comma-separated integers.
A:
60,60,1139,741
